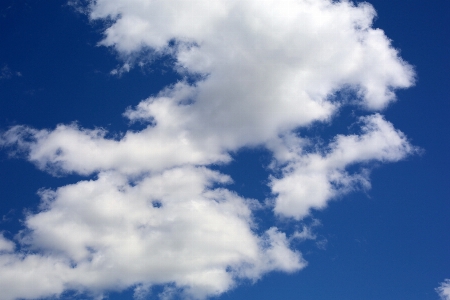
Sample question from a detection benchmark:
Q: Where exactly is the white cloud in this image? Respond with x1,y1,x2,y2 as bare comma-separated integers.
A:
0,118,230,176
0,167,305,300
437,280,450,300
0,234,15,253
90,0,414,110
270,114,416,219
110,62,131,76
0,0,417,299
0,0,415,177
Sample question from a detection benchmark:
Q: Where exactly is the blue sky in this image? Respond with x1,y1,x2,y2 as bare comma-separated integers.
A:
0,0,449,299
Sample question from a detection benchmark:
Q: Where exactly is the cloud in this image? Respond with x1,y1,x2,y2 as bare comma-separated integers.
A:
0,234,15,253
110,62,131,76
1,0,415,177
0,168,305,300
270,114,416,219
437,280,450,300
0,0,417,299
90,0,414,110
0,65,21,80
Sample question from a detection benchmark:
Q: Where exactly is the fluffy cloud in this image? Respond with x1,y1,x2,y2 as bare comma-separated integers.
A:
1,0,415,177
0,0,416,299
0,167,305,300
0,234,15,253
270,114,416,219
437,280,450,300
91,0,414,110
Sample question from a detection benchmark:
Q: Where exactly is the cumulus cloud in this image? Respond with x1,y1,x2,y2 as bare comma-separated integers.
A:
270,114,416,219
0,0,417,299
437,280,450,300
0,168,304,300
90,0,414,110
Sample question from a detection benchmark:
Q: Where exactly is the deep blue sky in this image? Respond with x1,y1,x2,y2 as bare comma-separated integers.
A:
0,0,449,299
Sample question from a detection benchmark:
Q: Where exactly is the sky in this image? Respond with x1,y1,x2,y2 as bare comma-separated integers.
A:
0,0,449,299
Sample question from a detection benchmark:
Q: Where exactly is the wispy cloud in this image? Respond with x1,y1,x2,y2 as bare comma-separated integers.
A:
437,279,450,300
0,0,416,299
0,65,21,80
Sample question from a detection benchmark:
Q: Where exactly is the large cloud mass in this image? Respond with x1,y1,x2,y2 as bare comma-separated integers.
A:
0,0,416,299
